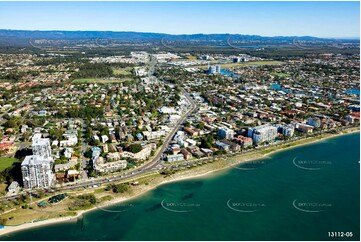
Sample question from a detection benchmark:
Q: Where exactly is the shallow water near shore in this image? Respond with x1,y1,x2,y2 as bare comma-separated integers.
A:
2,132,360,241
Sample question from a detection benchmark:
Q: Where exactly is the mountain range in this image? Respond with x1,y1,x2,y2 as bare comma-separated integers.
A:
0,29,350,41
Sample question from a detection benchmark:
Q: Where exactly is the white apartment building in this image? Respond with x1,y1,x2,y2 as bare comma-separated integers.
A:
281,124,295,137
306,117,321,128
22,137,54,189
121,143,156,160
217,127,234,140
142,130,165,140
93,156,127,173
248,124,278,143
21,155,54,189
32,138,52,158
60,134,78,147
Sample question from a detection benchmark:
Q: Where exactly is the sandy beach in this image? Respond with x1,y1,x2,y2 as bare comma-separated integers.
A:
1,128,359,237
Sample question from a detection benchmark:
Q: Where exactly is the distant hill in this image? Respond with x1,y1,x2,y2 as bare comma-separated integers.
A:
0,29,339,41
0,29,167,41
0,29,358,49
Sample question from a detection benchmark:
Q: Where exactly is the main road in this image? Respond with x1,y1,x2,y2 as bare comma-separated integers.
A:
44,55,197,192
57,86,198,192
0,54,198,201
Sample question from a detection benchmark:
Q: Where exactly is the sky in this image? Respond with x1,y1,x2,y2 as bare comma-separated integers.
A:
0,1,359,38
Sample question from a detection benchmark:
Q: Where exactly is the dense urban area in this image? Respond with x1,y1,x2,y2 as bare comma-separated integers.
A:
0,33,359,226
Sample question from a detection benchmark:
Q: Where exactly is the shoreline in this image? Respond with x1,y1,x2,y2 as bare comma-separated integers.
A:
263,129,359,158
1,128,359,237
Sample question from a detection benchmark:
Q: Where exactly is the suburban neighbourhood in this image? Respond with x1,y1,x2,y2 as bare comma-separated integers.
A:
0,47,359,226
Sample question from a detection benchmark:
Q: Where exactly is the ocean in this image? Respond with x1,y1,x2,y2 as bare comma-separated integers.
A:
1,132,360,241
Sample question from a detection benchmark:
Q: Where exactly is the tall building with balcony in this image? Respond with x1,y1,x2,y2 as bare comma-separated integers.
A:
21,155,54,189
32,138,52,158
21,138,54,189
208,64,221,74
281,124,295,137
248,124,278,144
217,127,234,140
306,117,321,128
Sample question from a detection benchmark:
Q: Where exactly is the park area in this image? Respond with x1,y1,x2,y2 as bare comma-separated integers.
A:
72,78,132,84
113,67,133,75
0,157,20,172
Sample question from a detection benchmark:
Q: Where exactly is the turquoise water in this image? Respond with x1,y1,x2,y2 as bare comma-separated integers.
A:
220,69,239,77
270,83,292,94
1,133,360,241
345,89,360,96
271,83,281,90
270,84,306,96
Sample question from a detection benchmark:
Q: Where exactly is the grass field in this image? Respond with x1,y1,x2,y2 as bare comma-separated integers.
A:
196,60,283,69
72,78,132,84
0,157,20,171
113,67,133,75
186,55,197,60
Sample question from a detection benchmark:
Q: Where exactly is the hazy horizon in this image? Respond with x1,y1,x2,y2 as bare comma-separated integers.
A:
0,29,359,40
0,2,359,38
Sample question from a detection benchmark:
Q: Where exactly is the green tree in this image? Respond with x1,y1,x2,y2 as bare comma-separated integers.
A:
4,117,20,129
129,144,142,153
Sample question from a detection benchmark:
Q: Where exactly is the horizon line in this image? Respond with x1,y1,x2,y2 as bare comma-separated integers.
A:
0,28,359,40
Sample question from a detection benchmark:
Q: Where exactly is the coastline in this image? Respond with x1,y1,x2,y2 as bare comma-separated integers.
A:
1,128,359,237
263,128,359,157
